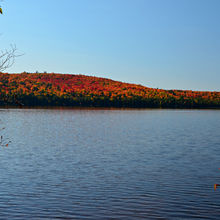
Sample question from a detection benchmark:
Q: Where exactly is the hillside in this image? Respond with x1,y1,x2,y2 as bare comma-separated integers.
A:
0,72,219,108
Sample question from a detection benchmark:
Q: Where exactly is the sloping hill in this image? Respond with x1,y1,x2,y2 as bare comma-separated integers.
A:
0,72,219,108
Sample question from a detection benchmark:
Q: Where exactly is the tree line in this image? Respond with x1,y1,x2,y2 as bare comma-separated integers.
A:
0,72,219,108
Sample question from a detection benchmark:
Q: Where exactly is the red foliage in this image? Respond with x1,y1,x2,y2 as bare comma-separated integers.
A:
0,72,219,108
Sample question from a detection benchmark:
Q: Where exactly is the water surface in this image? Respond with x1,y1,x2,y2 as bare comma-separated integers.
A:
0,109,220,219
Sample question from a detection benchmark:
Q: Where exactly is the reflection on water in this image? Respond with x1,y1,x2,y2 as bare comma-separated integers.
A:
0,108,220,219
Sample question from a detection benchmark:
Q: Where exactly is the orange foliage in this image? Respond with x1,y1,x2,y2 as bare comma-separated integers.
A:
0,72,219,108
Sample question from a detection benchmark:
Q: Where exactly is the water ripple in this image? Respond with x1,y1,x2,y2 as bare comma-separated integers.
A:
0,109,219,219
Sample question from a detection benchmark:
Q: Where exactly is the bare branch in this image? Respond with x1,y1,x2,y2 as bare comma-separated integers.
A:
0,45,23,72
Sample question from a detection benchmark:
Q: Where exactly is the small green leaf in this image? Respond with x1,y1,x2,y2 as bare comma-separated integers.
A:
0,8,3,14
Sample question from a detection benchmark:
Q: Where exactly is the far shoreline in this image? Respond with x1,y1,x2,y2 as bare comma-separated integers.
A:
0,105,219,111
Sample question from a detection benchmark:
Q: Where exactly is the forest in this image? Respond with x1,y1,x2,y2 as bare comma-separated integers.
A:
0,72,219,108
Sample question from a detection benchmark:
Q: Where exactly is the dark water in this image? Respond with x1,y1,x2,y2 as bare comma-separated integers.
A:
0,109,220,219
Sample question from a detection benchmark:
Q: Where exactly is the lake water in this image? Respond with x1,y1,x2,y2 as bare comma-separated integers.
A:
0,108,220,219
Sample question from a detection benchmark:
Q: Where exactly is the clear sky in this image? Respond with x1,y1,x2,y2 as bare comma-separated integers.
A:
1,0,219,91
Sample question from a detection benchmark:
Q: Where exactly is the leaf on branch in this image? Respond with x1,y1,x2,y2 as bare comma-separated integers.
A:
0,8,2,14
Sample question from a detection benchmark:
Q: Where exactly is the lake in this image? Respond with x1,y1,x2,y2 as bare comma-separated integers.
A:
0,108,220,219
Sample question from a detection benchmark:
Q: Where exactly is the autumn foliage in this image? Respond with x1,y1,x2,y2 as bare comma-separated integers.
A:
0,72,219,108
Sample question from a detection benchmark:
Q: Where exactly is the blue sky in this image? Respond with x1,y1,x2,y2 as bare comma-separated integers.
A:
1,0,219,91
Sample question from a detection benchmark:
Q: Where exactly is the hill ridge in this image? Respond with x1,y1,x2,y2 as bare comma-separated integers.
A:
0,72,219,108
